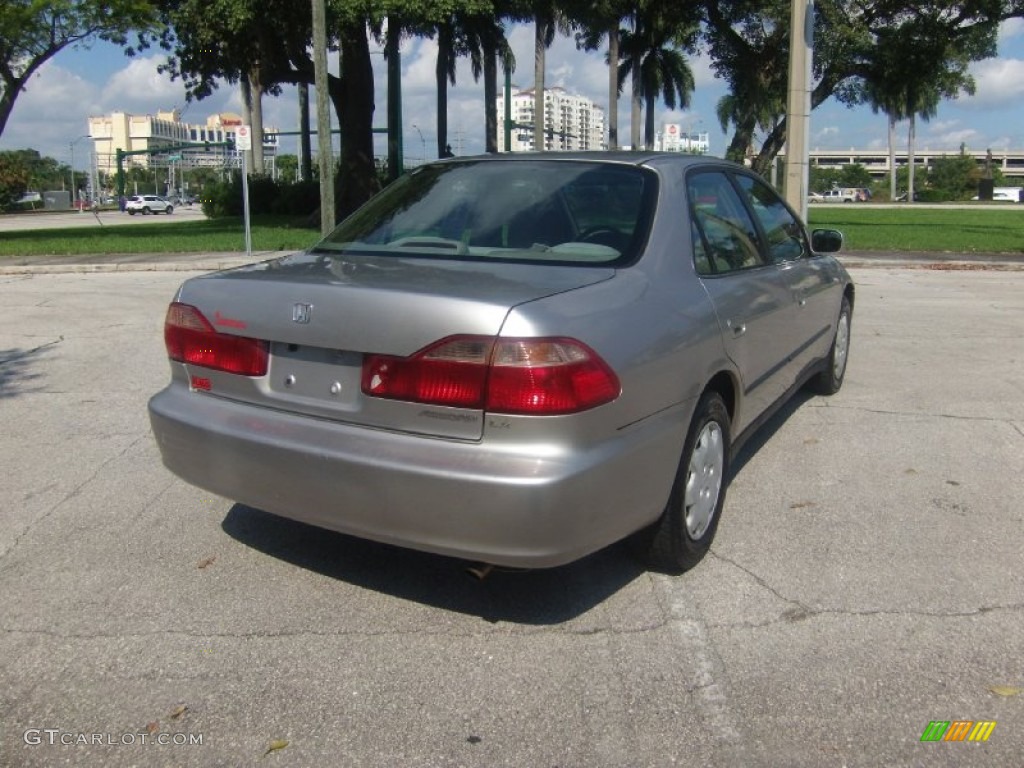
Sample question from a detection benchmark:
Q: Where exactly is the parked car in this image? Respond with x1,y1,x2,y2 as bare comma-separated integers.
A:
149,153,853,573
125,195,174,215
971,188,1022,202
812,187,864,203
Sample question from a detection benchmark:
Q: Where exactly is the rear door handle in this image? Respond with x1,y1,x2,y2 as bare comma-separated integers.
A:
727,320,747,337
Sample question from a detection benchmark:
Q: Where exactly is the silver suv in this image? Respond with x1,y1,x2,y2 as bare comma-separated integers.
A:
125,195,173,215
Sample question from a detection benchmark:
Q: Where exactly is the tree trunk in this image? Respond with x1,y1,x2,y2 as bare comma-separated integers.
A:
644,94,655,150
726,118,756,165
248,68,266,175
335,23,380,219
0,57,45,139
907,113,916,204
240,77,254,171
752,116,787,178
436,25,451,158
607,26,618,150
534,18,546,151
630,56,642,149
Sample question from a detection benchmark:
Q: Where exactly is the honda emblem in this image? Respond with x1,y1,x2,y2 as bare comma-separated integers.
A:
292,303,313,324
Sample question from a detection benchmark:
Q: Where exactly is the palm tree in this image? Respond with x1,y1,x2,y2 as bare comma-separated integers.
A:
864,21,976,202
618,8,695,150
435,19,459,159
432,14,513,155
531,3,574,151
574,1,633,150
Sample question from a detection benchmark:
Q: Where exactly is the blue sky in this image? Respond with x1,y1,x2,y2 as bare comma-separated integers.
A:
3,19,1024,171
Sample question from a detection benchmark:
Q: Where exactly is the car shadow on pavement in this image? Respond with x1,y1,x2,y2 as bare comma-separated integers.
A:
219,386,819,624
221,505,647,625
728,386,816,480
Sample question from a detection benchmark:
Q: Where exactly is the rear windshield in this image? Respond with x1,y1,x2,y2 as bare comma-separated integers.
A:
313,160,656,266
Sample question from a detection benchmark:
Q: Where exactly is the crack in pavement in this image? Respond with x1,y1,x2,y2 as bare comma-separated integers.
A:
809,402,1022,426
0,433,150,563
709,550,1024,629
0,621,673,642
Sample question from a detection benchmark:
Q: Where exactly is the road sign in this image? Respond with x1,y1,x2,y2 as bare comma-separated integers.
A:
235,125,252,151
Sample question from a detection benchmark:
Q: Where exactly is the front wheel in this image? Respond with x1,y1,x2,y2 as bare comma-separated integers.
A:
633,392,731,573
142,207,151,215
811,296,851,395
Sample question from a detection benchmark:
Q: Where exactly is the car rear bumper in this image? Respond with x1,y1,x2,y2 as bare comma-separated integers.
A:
148,385,685,568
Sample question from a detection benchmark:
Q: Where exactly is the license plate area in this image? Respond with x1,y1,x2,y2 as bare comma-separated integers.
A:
267,342,362,408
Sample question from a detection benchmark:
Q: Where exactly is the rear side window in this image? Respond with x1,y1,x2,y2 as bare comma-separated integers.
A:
687,171,764,275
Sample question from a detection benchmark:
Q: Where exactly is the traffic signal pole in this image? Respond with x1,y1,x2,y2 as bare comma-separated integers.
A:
114,141,233,199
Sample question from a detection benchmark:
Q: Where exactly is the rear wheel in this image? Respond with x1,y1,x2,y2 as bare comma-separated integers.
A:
634,392,731,573
812,296,851,395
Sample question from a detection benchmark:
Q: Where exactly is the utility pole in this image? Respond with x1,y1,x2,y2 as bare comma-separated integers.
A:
784,0,814,221
386,19,403,182
298,82,312,181
311,0,334,234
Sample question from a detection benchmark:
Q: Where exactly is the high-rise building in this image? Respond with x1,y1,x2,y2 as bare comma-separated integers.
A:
497,87,606,152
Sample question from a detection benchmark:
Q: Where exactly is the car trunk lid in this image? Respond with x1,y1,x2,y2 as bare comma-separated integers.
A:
172,252,614,439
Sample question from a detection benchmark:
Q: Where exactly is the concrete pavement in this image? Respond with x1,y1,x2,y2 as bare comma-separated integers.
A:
1,267,1021,766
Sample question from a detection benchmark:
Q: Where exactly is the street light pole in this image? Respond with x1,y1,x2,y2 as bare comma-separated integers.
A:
70,134,90,210
411,124,426,165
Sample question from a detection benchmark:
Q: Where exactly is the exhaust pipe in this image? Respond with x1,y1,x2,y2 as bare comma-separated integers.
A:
466,563,495,580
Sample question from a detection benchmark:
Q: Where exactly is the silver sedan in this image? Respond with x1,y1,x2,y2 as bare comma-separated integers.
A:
149,153,853,572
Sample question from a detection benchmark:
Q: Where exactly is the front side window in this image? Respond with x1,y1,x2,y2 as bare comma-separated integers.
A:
313,161,656,266
687,171,764,275
734,174,808,264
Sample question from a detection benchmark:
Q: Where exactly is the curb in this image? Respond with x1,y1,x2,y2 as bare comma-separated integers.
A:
0,252,292,276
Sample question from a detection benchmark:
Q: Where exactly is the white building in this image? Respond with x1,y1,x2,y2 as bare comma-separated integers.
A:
87,109,279,172
656,123,710,154
497,87,606,152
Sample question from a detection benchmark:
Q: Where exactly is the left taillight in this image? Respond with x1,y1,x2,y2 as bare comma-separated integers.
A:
164,302,268,376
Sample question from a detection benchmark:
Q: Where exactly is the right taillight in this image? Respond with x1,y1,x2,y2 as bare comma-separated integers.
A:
362,336,620,415
164,302,268,376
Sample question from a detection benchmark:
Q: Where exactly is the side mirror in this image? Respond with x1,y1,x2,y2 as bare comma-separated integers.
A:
811,228,844,253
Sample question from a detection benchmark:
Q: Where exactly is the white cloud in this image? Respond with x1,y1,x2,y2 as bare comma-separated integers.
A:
962,58,1024,108
0,60,101,160
99,56,194,115
815,126,840,140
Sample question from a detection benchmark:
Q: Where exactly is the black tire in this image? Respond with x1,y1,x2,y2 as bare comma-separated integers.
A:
127,210,135,216
142,207,151,215
165,206,173,214
812,295,851,395
634,392,731,574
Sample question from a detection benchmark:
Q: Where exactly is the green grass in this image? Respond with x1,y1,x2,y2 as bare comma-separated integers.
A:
0,216,320,257
3,207,1024,258
808,207,1024,253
